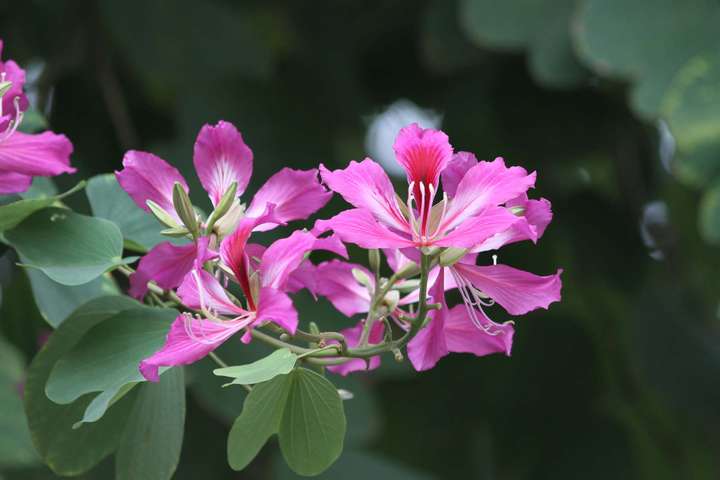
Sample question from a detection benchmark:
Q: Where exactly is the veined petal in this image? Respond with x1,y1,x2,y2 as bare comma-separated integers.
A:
434,205,520,248
246,168,332,232
393,123,453,191
116,150,188,217
313,209,415,249
177,269,245,316
0,170,31,194
312,233,349,259
327,321,384,376
382,248,415,273
139,315,247,382
320,159,407,232
255,287,298,335
285,260,317,295
0,131,74,177
259,230,317,290
441,151,478,198
444,305,514,356
439,157,536,233
472,196,553,252
407,268,448,371
0,42,29,118
453,263,562,315
315,260,373,317
193,120,253,206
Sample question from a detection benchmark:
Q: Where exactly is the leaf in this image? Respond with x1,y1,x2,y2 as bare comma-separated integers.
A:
228,368,346,476
4,207,133,286
116,367,185,480
45,306,177,425
699,182,720,245
24,296,141,475
86,174,175,252
214,348,298,386
17,109,48,134
0,182,85,232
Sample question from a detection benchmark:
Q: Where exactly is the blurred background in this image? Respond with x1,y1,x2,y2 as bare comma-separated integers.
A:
1,0,720,479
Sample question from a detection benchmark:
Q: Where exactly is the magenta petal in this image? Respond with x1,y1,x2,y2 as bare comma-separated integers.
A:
116,150,188,217
327,321,384,376
246,168,332,232
177,269,244,316
139,315,246,382
0,170,32,194
315,260,373,317
444,305,514,356
260,230,318,290
407,268,449,371
320,159,408,232
441,151,478,198
473,196,553,252
0,43,29,118
313,209,414,249
0,131,74,177
435,205,520,249
285,260,317,295
453,263,563,315
393,123,453,191
193,121,253,206
312,233,349,259
129,241,201,299
255,287,298,334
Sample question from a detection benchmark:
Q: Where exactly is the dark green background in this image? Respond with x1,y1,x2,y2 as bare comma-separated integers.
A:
1,0,719,479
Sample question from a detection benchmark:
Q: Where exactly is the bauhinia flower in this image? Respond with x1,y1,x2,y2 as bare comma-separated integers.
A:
116,120,332,299
314,123,535,250
139,221,345,382
0,39,74,194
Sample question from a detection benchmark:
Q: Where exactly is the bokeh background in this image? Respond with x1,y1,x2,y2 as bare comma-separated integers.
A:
2,0,720,479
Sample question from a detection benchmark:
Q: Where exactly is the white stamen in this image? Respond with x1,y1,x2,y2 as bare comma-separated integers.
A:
0,96,24,143
492,254,498,266
450,268,510,336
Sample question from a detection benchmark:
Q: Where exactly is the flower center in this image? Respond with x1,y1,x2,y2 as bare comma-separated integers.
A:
449,264,512,336
0,74,23,143
405,180,448,245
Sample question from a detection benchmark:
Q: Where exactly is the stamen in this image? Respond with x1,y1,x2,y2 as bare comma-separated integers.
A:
406,181,421,241
0,96,24,143
418,182,427,241
492,254,498,265
450,268,508,336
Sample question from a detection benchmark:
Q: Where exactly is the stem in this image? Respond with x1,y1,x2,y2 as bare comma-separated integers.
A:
208,351,228,368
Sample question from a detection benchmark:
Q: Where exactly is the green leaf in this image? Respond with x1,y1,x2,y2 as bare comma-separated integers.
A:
86,174,174,252
45,306,177,424
214,348,297,386
5,207,132,286
116,367,186,480
24,296,141,475
17,109,48,134
228,368,346,476
699,182,720,245
0,182,85,232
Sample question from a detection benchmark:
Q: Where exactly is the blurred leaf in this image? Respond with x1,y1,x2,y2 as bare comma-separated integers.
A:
20,178,58,200
0,182,84,232
5,208,132,286
420,0,484,74
45,307,177,425
115,367,185,480
460,0,586,87
699,182,720,245
24,296,140,475
272,451,435,480
214,348,298,386
17,109,48,134
86,174,172,252
228,368,346,476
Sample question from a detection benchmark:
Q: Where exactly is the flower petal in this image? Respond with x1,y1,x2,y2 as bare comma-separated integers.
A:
139,315,246,382
453,263,562,315
439,157,535,233
327,321,384,376
177,269,245,316
472,196,553,252
0,170,31,194
434,205,520,248
313,209,415,249
320,159,408,232
259,230,318,290
0,42,29,118
444,305,514,356
0,131,74,177
441,151,477,198
116,150,188,217
246,168,332,232
393,123,453,191
407,268,449,371
193,120,253,206
255,287,298,334
315,260,373,317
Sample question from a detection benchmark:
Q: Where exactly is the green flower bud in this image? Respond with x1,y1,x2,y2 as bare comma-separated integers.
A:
146,199,181,229
439,247,468,267
205,181,238,235
172,182,199,237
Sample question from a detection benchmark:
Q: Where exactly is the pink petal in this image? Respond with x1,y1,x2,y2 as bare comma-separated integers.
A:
383,248,414,273
392,123,453,192
320,159,408,232
139,315,247,382
0,44,29,118
315,260,373,317
472,196,553,252
177,269,245,316
441,151,478,198
313,209,415,249
326,321,384,376
193,120,253,206
0,131,74,177
0,170,31,194
259,230,318,290
439,157,536,234
407,269,449,371
444,305,514,356
435,205,520,248
255,287,298,334
285,259,317,295
310,233,349,259
453,263,563,315
116,150,188,218
246,168,332,232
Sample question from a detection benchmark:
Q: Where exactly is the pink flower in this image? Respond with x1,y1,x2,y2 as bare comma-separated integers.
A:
0,40,74,195
314,123,535,250
139,227,334,382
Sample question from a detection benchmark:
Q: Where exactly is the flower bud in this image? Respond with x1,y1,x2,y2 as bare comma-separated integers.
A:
368,249,381,274
146,199,181,229
439,247,468,267
509,205,526,216
351,268,373,289
395,261,420,279
205,181,238,235
213,199,245,239
160,226,191,238
172,182,199,237
0,80,12,99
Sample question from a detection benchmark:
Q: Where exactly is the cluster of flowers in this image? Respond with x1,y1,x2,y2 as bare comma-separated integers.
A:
0,40,74,194
116,120,562,378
